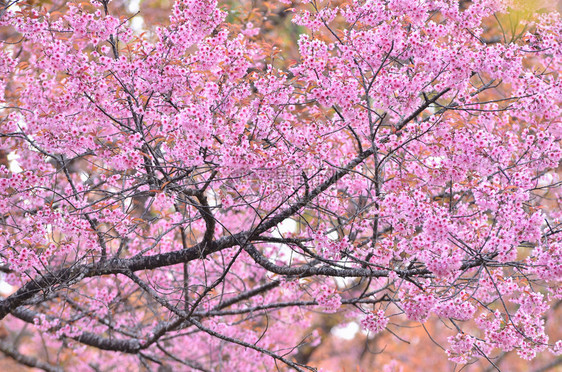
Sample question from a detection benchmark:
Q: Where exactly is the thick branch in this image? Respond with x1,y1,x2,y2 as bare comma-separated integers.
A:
0,143,377,319
0,232,247,320
0,339,63,372
12,308,142,353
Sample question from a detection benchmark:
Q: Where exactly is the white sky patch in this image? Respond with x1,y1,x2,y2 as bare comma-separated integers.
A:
128,0,141,13
124,197,133,213
206,189,218,207
424,155,446,169
268,218,298,263
6,2,20,12
333,276,357,289
327,230,338,240
537,172,558,188
127,0,144,32
331,322,360,340
130,16,144,32
7,151,22,173
275,218,297,236
0,279,15,297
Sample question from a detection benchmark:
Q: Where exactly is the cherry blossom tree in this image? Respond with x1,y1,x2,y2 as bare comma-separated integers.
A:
0,0,561,370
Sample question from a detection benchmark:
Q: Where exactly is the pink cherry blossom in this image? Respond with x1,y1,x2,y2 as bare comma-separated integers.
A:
0,0,560,370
